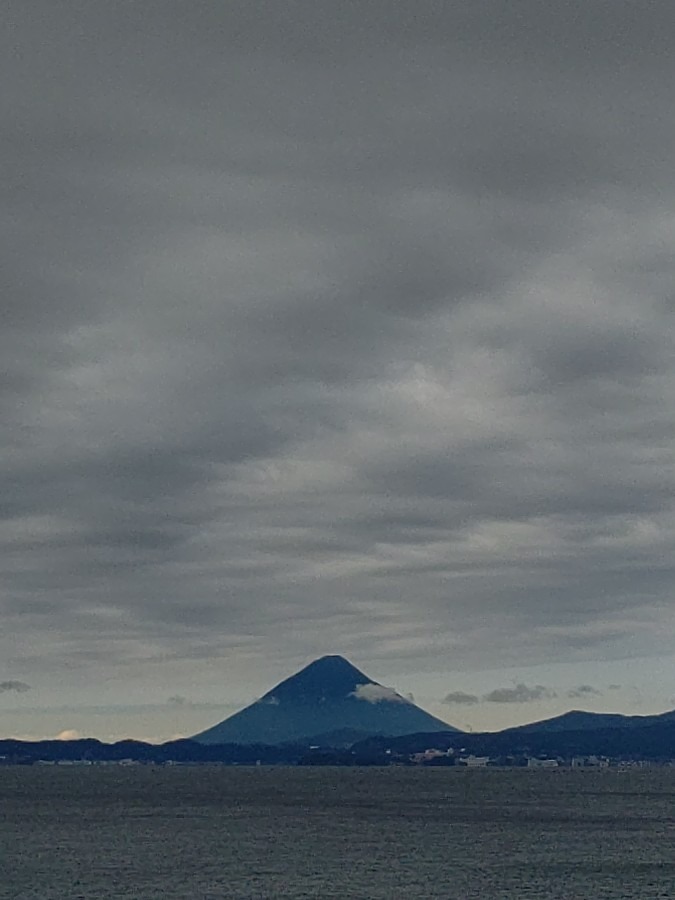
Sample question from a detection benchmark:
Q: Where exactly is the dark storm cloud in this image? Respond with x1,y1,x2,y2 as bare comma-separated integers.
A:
2,0,675,696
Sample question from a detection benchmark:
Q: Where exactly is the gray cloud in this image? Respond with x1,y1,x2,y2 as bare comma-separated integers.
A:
483,684,557,704
567,685,603,699
2,1,675,723
444,684,561,704
443,692,480,706
0,681,31,694
166,695,190,708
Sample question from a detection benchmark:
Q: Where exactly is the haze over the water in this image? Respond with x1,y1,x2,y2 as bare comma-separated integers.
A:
2,1,675,741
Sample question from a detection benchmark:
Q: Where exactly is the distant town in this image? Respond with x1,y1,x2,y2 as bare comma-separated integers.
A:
2,730,675,769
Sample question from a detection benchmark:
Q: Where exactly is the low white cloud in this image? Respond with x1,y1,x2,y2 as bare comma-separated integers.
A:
351,683,406,704
55,729,81,740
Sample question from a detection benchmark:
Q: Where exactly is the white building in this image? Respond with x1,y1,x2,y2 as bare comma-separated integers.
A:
459,755,490,768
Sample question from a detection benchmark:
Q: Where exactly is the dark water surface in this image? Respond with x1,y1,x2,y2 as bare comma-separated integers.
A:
3,766,675,898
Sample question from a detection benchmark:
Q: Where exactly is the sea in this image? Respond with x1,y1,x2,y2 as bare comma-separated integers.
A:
2,766,675,899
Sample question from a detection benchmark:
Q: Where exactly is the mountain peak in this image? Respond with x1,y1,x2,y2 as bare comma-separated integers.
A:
260,655,373,705
192,655,459,744
301,654,363,671
301,654,368,673
314,654,353,665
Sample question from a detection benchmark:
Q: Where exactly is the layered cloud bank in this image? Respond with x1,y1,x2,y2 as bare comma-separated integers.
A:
2,1,675,734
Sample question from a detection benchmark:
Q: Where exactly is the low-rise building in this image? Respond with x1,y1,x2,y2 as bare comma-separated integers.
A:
571,755,609,768
458,754,490,768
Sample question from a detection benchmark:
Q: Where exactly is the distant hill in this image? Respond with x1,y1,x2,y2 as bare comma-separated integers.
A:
0,737,304,766
503,708,675,734
289,727,376,749
5,700,675,766
191,655,458,745
6,717,675,767
350,716,675,763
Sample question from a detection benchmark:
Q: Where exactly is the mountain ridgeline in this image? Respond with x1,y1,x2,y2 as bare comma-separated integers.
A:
191,655,457,745
5,656,675,767
502,708,675,734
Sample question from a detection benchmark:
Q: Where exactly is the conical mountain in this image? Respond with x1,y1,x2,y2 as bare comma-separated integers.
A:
192,655,459,745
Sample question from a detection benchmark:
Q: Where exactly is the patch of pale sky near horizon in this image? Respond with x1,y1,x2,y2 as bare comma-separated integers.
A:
2,653,673,741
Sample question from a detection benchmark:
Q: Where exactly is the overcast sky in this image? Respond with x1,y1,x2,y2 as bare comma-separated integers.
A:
2,1,675,741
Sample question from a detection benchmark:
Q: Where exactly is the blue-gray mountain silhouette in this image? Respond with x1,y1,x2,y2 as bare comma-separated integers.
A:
192,655,458,744
503,708,675,734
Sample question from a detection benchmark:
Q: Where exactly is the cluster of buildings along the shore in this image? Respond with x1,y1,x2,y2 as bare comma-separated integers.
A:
409,748,657,768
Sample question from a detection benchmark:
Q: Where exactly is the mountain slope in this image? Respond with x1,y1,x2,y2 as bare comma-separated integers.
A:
351,718,675,763
503,708,675,734
192,655,458,744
